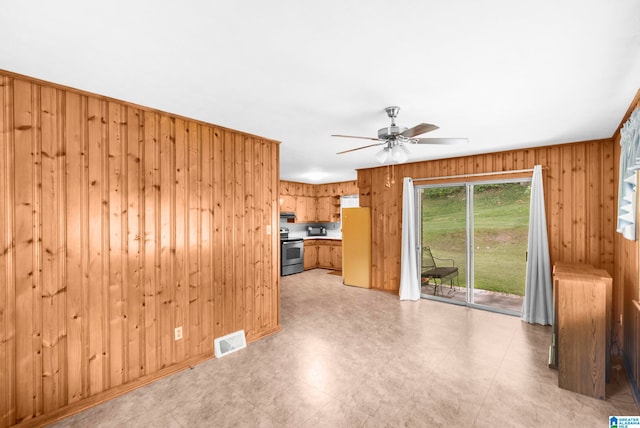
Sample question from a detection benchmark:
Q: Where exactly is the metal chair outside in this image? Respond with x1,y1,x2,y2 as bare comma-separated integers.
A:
421,246,459,296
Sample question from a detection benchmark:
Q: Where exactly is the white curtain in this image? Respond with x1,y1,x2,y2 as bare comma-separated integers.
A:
617,106,640,240
521,165,553,325
399,177,420,301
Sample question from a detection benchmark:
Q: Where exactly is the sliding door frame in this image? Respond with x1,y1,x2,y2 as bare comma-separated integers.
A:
416,177,532,316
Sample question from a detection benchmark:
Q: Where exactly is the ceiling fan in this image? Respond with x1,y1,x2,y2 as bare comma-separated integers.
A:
333,106,467,163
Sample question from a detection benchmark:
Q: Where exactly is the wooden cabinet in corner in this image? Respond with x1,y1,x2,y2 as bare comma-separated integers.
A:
304,239,342,270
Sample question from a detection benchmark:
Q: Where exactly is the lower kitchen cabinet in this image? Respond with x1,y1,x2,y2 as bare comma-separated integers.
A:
304,239,342,270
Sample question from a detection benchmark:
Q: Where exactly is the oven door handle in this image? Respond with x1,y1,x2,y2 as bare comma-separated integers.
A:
282,241,301,246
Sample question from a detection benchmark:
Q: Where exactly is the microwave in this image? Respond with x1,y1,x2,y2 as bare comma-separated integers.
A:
307,225,327,236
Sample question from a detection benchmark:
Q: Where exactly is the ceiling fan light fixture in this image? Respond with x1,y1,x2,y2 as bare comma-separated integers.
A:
391,144,409,163
375,147,390,163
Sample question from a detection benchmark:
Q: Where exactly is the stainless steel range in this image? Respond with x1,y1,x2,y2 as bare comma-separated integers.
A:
280,227,304,276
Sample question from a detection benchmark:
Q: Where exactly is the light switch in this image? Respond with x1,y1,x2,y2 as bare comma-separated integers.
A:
266,225,271,235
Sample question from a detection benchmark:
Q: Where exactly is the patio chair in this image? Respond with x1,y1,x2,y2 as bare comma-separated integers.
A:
421,246,459,296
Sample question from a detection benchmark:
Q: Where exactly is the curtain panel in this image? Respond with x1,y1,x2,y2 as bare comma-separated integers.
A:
617,106,640,240
399,177,420,300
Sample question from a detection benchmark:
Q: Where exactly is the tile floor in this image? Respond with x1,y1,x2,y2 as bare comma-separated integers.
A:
50,269,638,427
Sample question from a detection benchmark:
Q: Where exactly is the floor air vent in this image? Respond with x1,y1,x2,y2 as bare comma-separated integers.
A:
214,330,247,358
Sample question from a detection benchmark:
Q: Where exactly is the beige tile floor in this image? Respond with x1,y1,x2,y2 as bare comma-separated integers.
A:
51,269,638,427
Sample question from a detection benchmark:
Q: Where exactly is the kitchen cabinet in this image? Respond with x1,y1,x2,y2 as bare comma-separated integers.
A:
296,195,317,223
316,196,332,222
279,180,358,223
280,194,296,212
317,241,331,268
304,240,318,270
330,243,342,270
304,239,341,270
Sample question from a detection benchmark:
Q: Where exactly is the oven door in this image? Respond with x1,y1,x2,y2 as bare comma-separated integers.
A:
281,239,304,266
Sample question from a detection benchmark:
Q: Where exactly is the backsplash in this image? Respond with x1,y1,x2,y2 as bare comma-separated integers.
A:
279,219,340,232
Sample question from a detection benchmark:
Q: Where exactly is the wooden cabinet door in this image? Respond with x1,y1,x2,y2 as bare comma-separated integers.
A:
316,196,331,222
306,196,317,222
317,242,331,268
304,241,318,269
330,242,342,270
280,195,295,212
295,196,306,222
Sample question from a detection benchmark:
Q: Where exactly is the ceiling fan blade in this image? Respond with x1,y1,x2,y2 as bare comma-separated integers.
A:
401,123,439,138
331,134,382,142
337,142,384,154
413,137,468,145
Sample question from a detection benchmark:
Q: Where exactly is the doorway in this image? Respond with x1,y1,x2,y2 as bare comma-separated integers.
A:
417,179,531,315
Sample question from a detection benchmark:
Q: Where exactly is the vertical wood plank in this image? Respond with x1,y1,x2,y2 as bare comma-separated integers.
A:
233,133,245,332
143,111,159,375
574,142,586,263
159,115,174,368
212,128,224,340
107,101,125,389
13,79,37,422
174,118,186,362
187,122,201,356
126,107,142,382
0,74,17,427
255,140,265,332
64,92,86,404
86,97,105,395
199,126,212,351
40,86,66,412
223,130,235,334
244,137,255,337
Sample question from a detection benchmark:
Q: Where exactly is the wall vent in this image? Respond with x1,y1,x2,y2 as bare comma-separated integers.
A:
214,330,247,358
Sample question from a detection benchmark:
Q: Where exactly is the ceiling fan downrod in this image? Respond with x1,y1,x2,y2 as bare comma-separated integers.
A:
385,106,400,126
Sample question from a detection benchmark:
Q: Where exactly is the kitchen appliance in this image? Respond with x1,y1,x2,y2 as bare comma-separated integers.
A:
342,207,371,288
307,225,327,236
279,212,296,221
280,227,304,276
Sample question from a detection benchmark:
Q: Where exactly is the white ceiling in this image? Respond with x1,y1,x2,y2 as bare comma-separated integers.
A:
2,1,640,183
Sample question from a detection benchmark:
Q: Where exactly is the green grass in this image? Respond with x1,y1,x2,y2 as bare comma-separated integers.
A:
422,183,530,295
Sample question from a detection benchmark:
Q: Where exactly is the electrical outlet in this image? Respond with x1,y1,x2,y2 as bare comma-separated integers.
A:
174,326,183,341
619,314,623,325
266,225,271,235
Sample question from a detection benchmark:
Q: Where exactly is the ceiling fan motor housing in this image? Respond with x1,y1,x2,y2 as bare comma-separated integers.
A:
378,126,408,140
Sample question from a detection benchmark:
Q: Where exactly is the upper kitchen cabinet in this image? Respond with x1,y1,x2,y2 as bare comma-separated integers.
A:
280,180,358,223
280,194,296,212
316,196,332,222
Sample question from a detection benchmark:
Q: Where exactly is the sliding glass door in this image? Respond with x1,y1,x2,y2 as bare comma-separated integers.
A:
418,179,531,315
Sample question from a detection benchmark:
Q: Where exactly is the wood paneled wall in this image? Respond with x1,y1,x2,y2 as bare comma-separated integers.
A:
357,141,615,298
0,71,280,427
